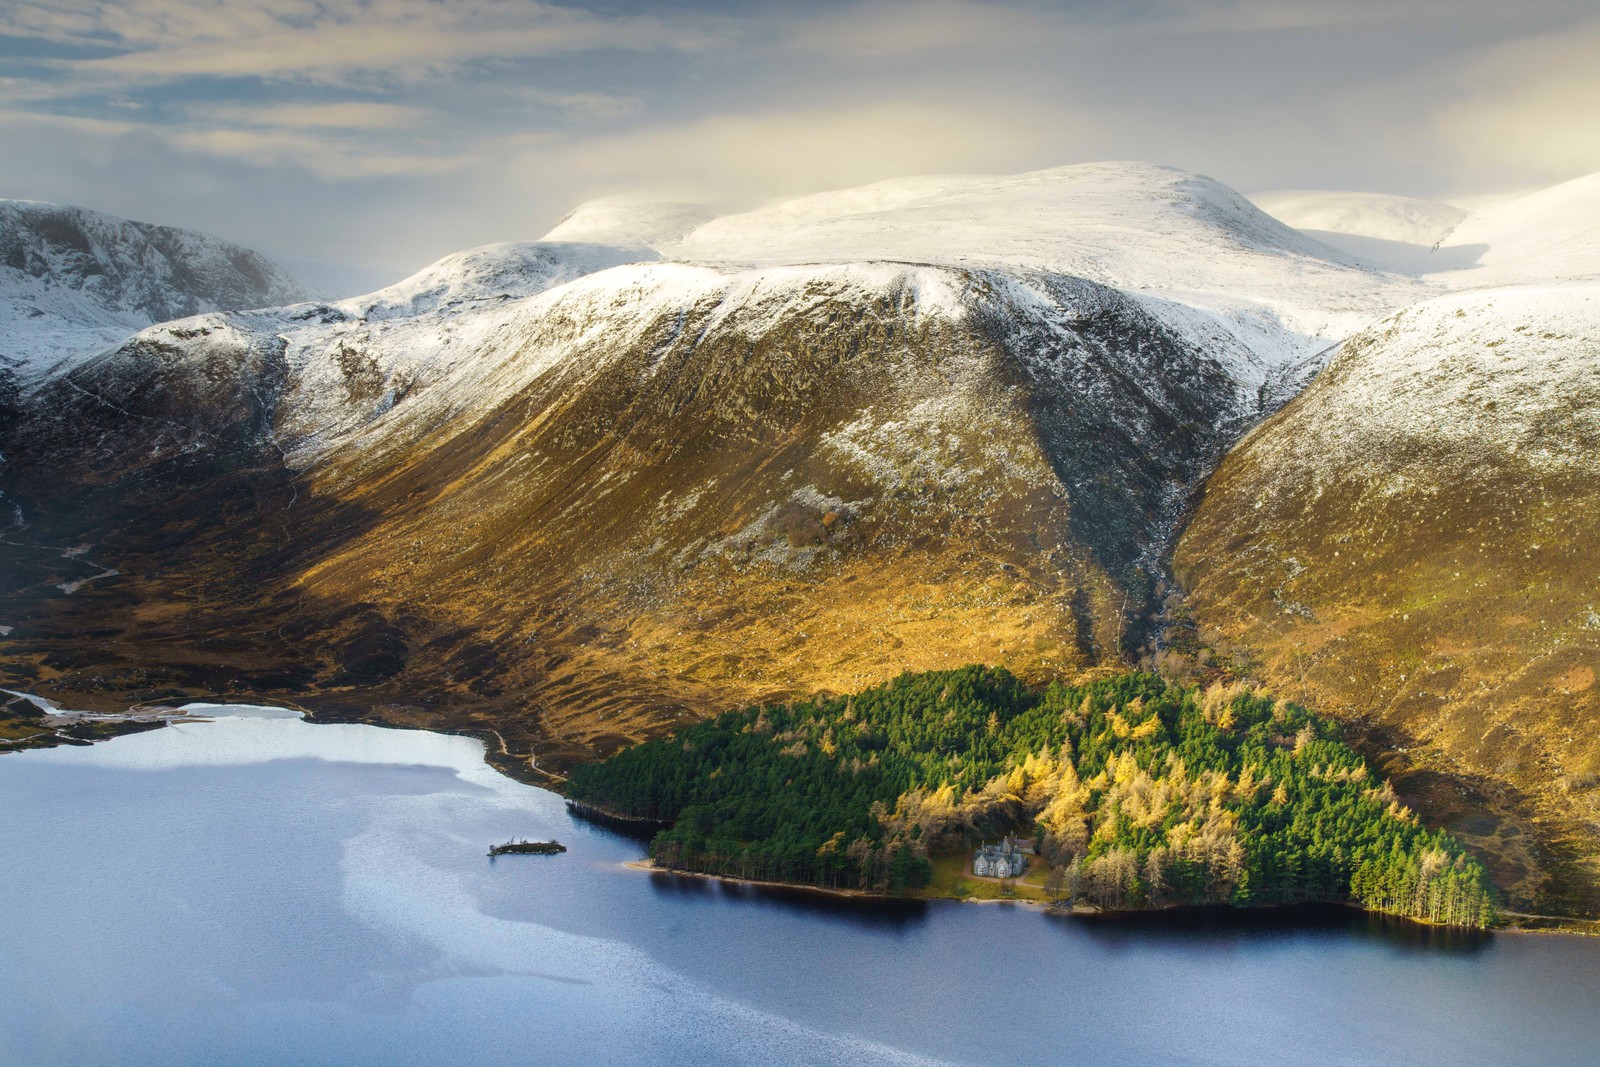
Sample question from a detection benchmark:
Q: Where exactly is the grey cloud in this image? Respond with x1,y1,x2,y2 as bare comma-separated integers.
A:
0,0,1594,276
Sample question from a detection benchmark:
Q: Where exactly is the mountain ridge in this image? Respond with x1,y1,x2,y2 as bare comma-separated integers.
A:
5,161,1600,914
0,199,308,386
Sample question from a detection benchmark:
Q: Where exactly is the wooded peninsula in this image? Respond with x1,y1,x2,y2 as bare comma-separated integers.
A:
568,667,1496,927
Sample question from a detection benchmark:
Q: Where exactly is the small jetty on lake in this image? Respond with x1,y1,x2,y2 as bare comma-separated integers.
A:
488,838,567,857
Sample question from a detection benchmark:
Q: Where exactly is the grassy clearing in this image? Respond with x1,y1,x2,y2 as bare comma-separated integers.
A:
923,851,1052,903
0,717,51,742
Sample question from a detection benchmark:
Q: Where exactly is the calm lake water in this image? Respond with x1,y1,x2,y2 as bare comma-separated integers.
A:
2,707,1598,1066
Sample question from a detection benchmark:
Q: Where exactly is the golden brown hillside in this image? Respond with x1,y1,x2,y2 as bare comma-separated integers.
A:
1175,283,1600,915
1,264,1240,773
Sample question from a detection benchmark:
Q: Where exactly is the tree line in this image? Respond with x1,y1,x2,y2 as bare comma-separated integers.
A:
566,666,1495,926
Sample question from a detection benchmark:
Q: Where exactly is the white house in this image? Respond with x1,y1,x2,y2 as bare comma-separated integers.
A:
972,836,1027,878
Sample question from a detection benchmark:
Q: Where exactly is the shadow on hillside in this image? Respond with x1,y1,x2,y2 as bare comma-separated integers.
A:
1301,229,1489,275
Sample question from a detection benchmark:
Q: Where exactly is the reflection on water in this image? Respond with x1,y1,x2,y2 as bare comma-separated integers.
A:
644,869,933,930
1065,902,1495,955
2,710,1597,1067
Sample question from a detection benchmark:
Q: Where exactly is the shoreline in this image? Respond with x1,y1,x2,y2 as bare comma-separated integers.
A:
1,688,204,750
1,691,575,794
11,689,1597,936
619,858,1099,913
617,857,1591,935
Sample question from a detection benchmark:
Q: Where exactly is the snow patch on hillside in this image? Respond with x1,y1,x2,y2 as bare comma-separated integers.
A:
822,394,1051,496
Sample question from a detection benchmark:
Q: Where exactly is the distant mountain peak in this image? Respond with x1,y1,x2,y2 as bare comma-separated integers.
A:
0,199,307,383
541,196,724,251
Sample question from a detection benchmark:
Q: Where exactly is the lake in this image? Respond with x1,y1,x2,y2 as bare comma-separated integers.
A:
2,707,1597,1066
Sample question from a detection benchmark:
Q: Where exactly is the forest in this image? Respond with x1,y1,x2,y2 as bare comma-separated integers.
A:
566,667,1496,927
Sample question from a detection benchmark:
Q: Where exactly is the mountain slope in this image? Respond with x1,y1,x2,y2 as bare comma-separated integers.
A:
1436,172,1600,285
8,163,1598,916
1252,174,1600,286
2,243,1262,766
1174,281,1600,912
34,240,658,467
542,195,723,249
1249,190,1467,248
0,200,307,385
1248,190,1470,274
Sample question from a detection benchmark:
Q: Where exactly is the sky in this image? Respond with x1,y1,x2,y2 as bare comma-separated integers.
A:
2,0,1598,277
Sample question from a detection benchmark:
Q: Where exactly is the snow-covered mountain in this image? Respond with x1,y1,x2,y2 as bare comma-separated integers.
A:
32,239,658,467
30,162,1403,475
604,162,1423,379
7,163,1369,750
1249,189,1467,248
1248,190,1469,273
1437,172,1600,286
0,199,307,384
6,160,1600,914
542,194,723,249
1252,175,1600,285
1235,281,1600,476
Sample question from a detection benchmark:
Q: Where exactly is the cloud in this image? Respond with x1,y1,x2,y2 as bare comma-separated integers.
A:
187,101,436,130
777,0,1582,57
1433,27,1600,183
508,89,641,121
783,1,1083,58
525,98,1093,200
1,1,342,53
1168,0,1496,32
0,105,456,181
162,126,460,179
3,1,734,91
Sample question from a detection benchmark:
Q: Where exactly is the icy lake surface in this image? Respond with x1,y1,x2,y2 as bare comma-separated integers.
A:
3,709,1598,1066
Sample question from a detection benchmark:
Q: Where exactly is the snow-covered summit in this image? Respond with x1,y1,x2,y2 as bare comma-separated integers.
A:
548,162,1420,375
541,195,723,249
340,240,655,322
0,199,307,383
670,162,1338,266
